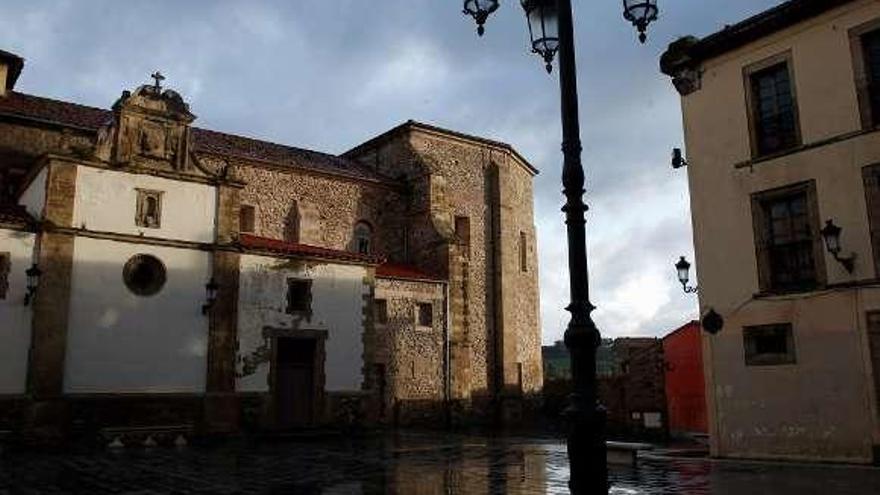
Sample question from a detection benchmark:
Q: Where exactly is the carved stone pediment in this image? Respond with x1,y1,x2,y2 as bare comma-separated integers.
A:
94,82,210,177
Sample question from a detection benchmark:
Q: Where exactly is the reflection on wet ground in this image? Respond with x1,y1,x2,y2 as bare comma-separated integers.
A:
1,433,879,494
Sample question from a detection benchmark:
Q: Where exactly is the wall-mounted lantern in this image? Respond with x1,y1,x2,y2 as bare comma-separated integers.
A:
820,219,855,273
674,256,699,294
671,148,688,169
622,0,659,43
23,264,41,306
701,308,724,335
462,0,500,36
202,278,219,315
521,0,561,73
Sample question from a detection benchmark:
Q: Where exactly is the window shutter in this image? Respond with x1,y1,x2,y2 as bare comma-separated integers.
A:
751,195,772,292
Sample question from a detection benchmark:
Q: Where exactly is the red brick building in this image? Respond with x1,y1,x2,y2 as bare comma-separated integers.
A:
662,321,707,436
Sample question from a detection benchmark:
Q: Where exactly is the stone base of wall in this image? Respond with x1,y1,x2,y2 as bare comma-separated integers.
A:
324,391,370,429
392,399,447,427
0,392,545,445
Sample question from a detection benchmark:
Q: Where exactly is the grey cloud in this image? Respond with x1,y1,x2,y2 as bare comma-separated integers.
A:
0,0,781,344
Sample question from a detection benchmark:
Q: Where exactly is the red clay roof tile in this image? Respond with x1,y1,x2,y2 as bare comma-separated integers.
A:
376,262,444,282
239,234,383,265
0,91,391,182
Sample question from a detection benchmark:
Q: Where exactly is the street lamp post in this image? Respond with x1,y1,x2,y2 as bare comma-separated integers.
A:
462,1,657,493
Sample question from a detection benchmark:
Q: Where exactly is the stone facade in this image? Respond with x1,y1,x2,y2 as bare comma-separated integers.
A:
371,276,447,425
346,124,544,412
0,48,542,441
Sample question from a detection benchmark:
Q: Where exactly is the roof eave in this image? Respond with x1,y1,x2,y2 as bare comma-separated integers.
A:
343,120,540,176
661,0,858,77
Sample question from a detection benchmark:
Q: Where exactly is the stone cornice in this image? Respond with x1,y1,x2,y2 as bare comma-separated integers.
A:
660,0,859,95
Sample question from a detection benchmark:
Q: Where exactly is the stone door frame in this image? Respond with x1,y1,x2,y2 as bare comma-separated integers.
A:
264,326,327,428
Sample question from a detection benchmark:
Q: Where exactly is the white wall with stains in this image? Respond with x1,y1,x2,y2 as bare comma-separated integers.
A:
0,228,35,394
73,167,216,243
63,237,211,393
237,254,368,393
19,166,47,220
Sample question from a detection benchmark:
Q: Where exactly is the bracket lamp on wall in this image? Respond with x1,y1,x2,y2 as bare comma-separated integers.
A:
820,219,856,273
23,264,41,306
671,148,688,169
202,278,219,315
674,256,699,294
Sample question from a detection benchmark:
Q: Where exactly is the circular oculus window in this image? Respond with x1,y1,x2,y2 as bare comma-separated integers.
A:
123,254,167,296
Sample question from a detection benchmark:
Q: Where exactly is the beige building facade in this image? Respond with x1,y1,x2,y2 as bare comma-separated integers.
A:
662,0,880,464
0,46,542,442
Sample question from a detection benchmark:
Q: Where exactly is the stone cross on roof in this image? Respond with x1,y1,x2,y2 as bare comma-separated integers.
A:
150,71,165,91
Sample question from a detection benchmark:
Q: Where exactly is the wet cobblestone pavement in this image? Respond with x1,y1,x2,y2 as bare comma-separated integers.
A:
2,433,880,494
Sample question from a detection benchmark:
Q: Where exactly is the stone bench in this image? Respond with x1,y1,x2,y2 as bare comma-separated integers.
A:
606,441,653,466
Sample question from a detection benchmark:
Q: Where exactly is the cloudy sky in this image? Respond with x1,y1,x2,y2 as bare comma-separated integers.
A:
1,0,784,344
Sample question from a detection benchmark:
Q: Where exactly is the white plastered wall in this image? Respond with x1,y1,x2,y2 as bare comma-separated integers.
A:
679,0,880,463
0,228,36,394
64,237,211,393
237,254,367,393
73,167,216,243
19,166,47,220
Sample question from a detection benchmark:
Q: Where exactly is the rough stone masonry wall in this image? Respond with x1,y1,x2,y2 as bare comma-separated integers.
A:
0,121,95,195
503,158,542,394
373,277,446,425
231,162,406,259
408,133,543,396
349,130,543,405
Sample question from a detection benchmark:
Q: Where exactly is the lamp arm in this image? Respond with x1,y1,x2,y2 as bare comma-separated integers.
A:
831,251,856,273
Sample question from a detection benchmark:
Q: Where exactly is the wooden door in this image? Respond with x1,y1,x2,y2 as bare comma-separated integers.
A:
276,338,316,428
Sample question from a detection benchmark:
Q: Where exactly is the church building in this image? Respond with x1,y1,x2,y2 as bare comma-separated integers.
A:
0,48,543,442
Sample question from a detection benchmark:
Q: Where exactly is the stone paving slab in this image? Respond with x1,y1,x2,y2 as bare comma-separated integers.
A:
1,434,879,494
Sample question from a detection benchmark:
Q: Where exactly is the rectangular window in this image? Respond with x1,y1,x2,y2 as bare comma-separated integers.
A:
417,302,433,327
743,324,796,366
751,182,824,293
864,164,880,275
851,21,880,129
375,299,388,325
286,279,312,314
0,252,9,300
863,29,880,127
135,189,163,228
745,55,800,157
519,231,528,272
455,216,470,247
240,204,256,234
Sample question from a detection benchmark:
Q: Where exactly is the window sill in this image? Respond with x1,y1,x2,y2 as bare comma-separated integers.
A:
735,126,880,170
754,278,880,300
